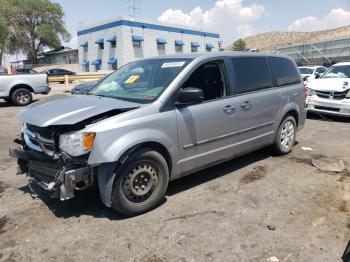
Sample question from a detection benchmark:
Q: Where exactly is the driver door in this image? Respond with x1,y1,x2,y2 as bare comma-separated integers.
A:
176,60,237,173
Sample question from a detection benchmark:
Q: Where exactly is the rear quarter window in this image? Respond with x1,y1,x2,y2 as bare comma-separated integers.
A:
232,57,271,94
268,57,301,87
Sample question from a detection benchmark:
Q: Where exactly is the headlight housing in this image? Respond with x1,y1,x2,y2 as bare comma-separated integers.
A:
59,132,95,157
306,88,316,96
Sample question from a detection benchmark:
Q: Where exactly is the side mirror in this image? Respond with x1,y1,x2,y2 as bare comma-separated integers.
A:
176,87,204,106
314,73,321,79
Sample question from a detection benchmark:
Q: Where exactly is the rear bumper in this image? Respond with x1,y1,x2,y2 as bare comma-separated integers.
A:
306,96,350,117
9,147,94,201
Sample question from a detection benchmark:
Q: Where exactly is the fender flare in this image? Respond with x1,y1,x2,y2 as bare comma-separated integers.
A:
274,102,300,131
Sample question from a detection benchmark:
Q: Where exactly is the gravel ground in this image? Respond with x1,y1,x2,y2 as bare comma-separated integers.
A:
0,85,350,261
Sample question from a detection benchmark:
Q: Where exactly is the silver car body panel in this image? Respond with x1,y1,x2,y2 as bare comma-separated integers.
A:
17,94,141,127
17,52,306,180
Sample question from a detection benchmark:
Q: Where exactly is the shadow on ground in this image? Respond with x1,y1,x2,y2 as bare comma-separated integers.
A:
307,112,350,123
18,148,271,220
0,99,39,108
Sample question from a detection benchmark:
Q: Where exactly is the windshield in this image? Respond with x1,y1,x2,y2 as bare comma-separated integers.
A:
321,65,350,79
299,67,314,74
89,58,191,103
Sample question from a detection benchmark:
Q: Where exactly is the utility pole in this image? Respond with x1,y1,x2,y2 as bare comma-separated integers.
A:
128,0,140,17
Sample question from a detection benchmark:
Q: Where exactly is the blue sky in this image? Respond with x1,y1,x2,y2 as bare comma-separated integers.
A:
55,0,350,47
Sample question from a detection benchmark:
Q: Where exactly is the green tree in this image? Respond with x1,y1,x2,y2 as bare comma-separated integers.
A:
0,19,9,66
0,0,13,66
231,38,247,51
9,0,71,64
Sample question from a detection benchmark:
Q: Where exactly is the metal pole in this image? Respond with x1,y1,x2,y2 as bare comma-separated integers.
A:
311,44,332,63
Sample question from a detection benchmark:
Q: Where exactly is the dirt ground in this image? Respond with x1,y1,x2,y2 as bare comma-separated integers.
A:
1,85,350,261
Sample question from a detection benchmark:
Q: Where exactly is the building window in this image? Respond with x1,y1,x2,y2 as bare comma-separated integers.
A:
191,46,198,53
111,42,116,48
99,43,104,50
175,45,183,53
133,41,141,48
157,43,165,50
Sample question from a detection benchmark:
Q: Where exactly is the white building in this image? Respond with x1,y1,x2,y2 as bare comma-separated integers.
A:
77,16,220,72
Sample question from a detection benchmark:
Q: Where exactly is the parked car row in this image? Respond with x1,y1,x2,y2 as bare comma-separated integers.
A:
1,67,76,76
4,52,350,216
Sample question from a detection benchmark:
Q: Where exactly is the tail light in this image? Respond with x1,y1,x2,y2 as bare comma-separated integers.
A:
46,76,49,85
304,85,307,100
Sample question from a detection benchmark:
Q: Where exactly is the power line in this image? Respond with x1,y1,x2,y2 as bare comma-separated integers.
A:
128,0,141,17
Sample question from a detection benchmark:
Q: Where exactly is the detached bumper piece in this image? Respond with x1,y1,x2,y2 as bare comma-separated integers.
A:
9,147,94,201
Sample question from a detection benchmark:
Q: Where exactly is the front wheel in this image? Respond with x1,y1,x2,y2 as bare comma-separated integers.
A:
111,148,169,216
272,116,296,155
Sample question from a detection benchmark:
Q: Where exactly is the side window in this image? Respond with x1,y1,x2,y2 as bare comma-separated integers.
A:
182,61,226,101
316,67,326,74
232,57,271,94
268,57,301,87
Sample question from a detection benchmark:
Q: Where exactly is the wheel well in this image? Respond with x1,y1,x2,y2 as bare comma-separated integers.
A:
9,85,34,98
126,142,172,175
285,110,299,127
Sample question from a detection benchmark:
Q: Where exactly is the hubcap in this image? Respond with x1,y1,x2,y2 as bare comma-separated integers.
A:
122,163,158,203
280,120,295,149
17,92,29,104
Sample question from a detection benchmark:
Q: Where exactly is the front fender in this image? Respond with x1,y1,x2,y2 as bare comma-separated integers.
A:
92,128,177,208
88,128,177,165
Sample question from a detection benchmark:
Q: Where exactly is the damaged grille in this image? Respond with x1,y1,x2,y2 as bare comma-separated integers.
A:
315,90,348,100
29,160,62,183
24,124,56,156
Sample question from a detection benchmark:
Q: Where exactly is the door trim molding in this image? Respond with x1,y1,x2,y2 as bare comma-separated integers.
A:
183,120,275,149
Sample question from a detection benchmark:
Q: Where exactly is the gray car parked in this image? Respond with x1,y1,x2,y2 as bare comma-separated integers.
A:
9,52,306,216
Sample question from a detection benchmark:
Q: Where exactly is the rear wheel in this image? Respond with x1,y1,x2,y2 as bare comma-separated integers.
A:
11,88,32,106
272,116,296,155
111,148,169,216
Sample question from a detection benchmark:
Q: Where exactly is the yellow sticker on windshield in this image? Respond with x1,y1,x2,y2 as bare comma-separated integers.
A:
124,75,140,84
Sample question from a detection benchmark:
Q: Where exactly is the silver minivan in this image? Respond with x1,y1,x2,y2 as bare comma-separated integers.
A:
10,52,306,216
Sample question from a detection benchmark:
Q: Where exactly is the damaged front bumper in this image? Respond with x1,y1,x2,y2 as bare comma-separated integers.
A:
9,147,95,201
306,96,350,116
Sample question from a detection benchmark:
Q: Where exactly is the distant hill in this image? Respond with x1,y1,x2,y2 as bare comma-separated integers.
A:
225,25,350,52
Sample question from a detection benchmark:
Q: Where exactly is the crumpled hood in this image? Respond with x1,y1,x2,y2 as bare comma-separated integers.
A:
308,78,350,92
18,94,140,127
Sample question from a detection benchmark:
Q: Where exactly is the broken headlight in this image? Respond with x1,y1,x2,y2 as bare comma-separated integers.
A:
59,132,95,157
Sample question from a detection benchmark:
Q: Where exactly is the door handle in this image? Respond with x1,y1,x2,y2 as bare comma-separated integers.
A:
223,105,235,113
241,101,252,110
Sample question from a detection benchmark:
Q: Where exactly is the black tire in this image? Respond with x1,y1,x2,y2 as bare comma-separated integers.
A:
272,116,297,155
11,88,33,106
111,148,169,216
